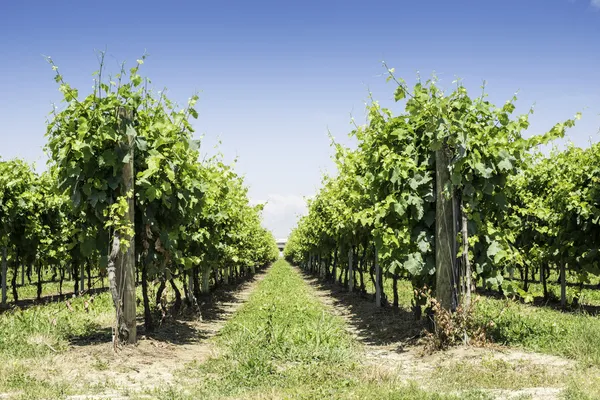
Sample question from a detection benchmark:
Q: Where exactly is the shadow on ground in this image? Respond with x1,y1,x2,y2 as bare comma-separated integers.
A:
68,267,269,347
299,269,424,349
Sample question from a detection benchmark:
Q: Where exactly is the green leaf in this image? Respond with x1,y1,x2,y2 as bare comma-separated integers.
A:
474,162,493,178
451,172,462,186
487,241,501,258
77,119,89,135
99,256,108,271
404,252,425,275
166,168,175,182
394,86,406,101
72,189,81,207
135,136,148,151
108,175,120,190
101,150,117,167
126,125,137,141
146,186,157,202
424,211,435,227
416,233,430,253
131,74,142,87
487,240,505,264
81,236,96,257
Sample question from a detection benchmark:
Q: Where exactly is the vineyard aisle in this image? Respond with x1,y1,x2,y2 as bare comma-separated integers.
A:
139,260,594,399
2,260,599,399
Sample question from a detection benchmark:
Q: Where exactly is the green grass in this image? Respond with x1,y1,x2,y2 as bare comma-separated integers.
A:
474,297,600,367
430,355,564,391
0,362,74,400
0,273,150,398
0,291,115,359
0,289,118,399
560,368,600,400
15,279,100,301
324,268,600,398
147,259,491,400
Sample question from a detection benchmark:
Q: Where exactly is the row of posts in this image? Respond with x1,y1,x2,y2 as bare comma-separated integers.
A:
303,246,382,308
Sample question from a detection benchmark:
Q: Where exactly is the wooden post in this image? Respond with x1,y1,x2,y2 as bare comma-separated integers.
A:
1,247,7,306
201,268,210,294
107,107,138,345
435,147,456,311
560,261,566,308
80,262,86,295
375,246,381,307
320,255,325,278
124,113,137,344
317,256,320,275
188,270,195,302
461,205,471,308
541,263,548,299
317,254,321,277
348,248,354,292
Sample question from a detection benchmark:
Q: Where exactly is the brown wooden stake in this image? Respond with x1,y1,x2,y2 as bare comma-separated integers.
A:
201,268,210,294
122,110,137,344
461,204,471,308
1,247,7,306
107,107,137,346
348,248,354,293
375,245,381,307
435,146,456,311
560,261,567,308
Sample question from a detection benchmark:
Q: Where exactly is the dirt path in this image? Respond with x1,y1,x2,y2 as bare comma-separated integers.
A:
299,271,577,400
37,268,271,398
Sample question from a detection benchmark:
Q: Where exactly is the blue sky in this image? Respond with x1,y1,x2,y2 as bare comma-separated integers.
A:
1,0,599,238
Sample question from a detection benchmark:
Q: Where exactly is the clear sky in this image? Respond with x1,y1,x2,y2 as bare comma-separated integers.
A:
1,0,599,239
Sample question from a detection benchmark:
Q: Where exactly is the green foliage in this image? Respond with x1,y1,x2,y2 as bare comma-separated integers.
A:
0,159,42,261
285,65,579,311
504,141,600,302
1,51,279,343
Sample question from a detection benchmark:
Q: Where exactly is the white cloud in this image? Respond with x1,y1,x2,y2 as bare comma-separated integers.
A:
251,194,310,239
592,0,600,8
